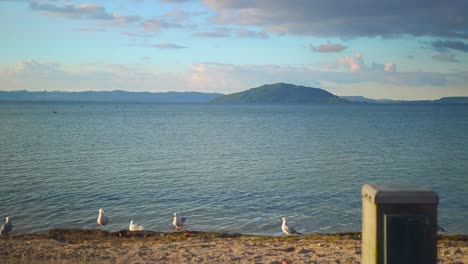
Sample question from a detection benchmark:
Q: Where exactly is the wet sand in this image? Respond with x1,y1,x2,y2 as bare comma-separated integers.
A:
0,229,466,263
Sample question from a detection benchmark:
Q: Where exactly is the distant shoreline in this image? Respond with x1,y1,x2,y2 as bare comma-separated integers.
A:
1,88,467,104
2,100,468,106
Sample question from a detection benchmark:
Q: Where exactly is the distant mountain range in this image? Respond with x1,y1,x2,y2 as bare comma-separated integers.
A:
0,90,223,103
211,83,347,104
1,85,467,104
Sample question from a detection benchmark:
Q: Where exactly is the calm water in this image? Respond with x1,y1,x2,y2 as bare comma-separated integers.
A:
0,102,467,235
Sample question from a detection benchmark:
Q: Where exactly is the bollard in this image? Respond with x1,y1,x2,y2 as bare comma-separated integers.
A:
361,183,438,264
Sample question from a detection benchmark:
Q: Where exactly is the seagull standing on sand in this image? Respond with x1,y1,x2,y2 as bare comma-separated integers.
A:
173,213,186,231
129,220,144,231
0,216,13,235
282,217,302,235
97,208,109,228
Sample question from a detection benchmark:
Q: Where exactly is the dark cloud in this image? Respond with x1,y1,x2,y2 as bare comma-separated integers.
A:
203,0,468,38
432,53,459,63
30,2,112,19
29,2,140,24
193,28,231,37
310,43,347,53
431,40,468,53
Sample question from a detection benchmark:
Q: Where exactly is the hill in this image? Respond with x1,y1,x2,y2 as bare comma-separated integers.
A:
212,83,348,104
0,90,223,103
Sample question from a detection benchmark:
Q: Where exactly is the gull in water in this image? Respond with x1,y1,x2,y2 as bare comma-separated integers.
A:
0,216,13,235
173,213,186,231
282,217,302,235
129,220,144,231
97,208,109,228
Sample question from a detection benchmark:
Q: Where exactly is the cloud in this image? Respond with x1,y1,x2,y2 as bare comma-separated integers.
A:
12,59,62,76
161,0,192,2
310,42,347,53
193,27,231,37
202,0,468,38
370,62,396,72
431,40,468,52
142,18,184,32
121,31,155,39
165,8,191,22
29,2,111,19
184,61,455,91
337,53,364,72
236,28,268,38
152,42,187,49
2,60,465,97
75,27,106,32
432,53,459,63
384,63,396,72
29,2,140,24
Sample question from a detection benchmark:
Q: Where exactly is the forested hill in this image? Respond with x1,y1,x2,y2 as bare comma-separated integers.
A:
212,83,348,104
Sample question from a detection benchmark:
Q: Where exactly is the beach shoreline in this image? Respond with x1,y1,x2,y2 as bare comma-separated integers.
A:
0,229,466,263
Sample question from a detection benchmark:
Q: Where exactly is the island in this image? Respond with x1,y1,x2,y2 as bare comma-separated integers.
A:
211,83,348,104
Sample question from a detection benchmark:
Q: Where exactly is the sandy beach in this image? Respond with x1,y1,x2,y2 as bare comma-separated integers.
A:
0,229,466,263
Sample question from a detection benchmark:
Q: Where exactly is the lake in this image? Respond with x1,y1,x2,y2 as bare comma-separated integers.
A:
0,102,467,235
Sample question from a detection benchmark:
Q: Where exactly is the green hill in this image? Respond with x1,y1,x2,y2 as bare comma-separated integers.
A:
212,83,348,104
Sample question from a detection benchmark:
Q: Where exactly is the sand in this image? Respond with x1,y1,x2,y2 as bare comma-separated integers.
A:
0,229,466,263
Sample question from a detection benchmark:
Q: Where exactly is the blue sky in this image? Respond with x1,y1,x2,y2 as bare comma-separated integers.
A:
1,0,467,99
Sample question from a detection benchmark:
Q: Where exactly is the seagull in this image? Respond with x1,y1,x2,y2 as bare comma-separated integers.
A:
282,217,302,235
0,216,13,235
97,208,109,227
129,220,144,231
173,213,186,231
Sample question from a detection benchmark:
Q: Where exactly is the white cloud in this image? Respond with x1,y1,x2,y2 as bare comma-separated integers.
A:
1,60,465,98
337,53,364,72
384,63,396,72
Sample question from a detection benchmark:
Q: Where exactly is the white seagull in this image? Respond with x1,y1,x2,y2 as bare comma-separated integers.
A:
0,216,13,235
129,220,144,231
282,217,302,235
173,213,186,231
97,208,109,227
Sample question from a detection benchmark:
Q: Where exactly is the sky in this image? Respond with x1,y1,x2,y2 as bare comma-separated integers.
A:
1,0,468,99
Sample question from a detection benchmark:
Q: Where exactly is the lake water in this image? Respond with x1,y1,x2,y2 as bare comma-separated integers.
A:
0,102,467,235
